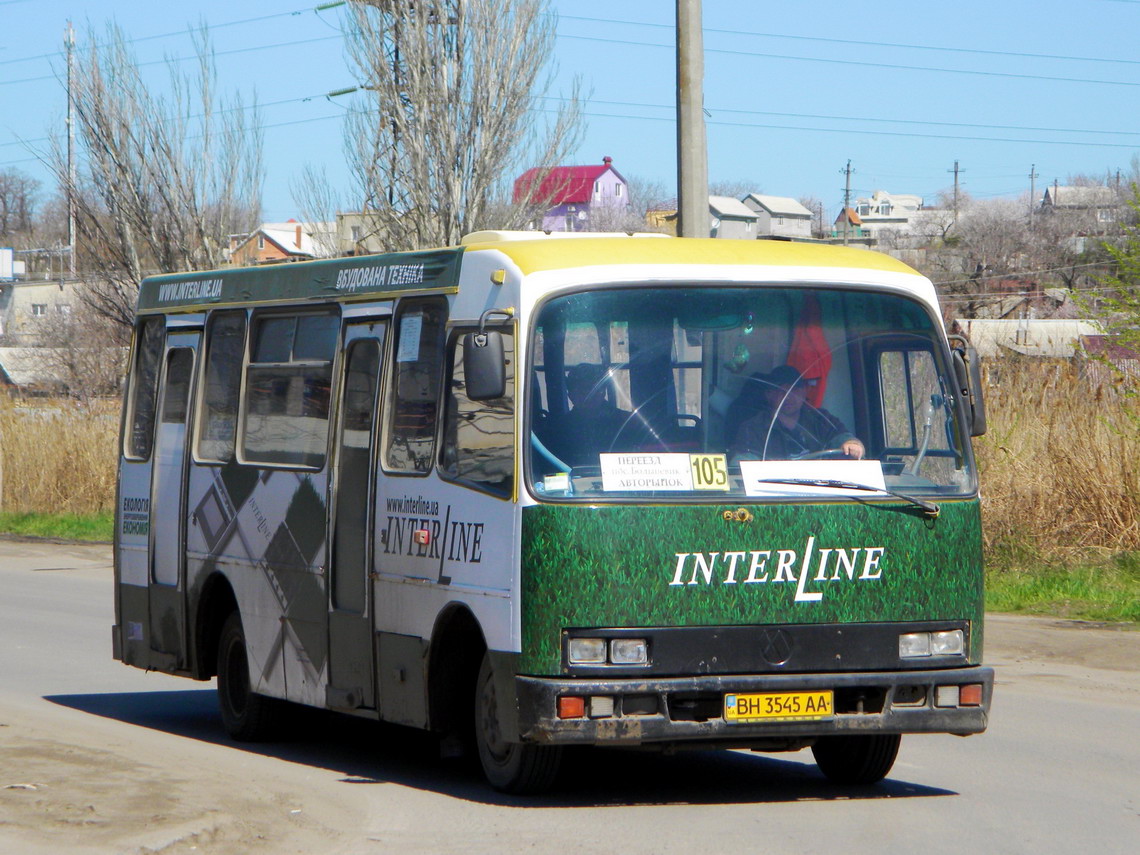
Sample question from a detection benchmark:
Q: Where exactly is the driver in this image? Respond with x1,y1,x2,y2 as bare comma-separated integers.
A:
555,363,629,464
729,365,865,461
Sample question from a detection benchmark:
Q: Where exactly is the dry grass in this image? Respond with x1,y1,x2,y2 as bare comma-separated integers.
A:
975,356,1140,563
1,358,1138,564
0,396,119,515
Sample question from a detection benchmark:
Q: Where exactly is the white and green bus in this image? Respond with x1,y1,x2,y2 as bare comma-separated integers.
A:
113,233,992,793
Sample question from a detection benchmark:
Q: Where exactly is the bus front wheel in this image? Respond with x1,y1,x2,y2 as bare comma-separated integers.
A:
217,612,277,742
474,653,561,794
811,733,901,785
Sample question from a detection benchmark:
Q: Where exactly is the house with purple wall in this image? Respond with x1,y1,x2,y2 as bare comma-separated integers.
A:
513,156,630,231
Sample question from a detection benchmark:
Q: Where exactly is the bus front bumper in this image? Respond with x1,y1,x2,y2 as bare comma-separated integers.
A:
514,665,993,747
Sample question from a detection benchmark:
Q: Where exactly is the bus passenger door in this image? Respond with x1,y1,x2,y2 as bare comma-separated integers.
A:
148,332,199,668
328,322,386,710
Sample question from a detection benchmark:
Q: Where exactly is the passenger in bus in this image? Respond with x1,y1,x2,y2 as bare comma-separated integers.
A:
557,363,629,464
729,365,864,461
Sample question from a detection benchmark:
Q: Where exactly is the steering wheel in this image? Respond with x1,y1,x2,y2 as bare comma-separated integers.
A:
607,405,657,451
530,431,572,472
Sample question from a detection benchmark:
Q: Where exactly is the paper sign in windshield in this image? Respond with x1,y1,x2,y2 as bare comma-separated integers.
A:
396,313,423,362
740,460,887,498
600,453,694,491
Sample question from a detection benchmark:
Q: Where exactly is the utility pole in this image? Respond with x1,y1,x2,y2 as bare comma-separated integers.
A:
65,21,76,279
841,159,853,245
675,0,708,238
1028,163,1039,225
948,160,964,222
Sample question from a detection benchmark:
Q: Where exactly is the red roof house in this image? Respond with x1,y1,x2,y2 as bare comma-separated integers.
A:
513,156,630,231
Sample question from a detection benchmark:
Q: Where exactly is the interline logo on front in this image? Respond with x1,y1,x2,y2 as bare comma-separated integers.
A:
669,536,885,604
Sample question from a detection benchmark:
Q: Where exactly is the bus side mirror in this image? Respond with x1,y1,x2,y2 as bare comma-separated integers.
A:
463,330,506,401
950,338,987,437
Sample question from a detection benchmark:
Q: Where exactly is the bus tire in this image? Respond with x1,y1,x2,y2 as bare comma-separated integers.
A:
474,652,561,794
811,733,901,785
216,611,277,742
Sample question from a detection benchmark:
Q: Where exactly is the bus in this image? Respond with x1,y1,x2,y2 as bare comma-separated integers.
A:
113,232,992,794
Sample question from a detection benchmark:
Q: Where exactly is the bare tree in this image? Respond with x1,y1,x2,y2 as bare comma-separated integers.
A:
583,174,671,233
291,162,346,250
0,169,40,241
797,195,824,238
946,198,1032,293
905,190,960,247
916,190,1120,318
40,22,263,327
320,0,583,250
708,179,760,200
34,307,130,401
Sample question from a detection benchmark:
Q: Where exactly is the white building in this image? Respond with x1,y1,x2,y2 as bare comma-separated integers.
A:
708,196,758,239
741,194,814,239
955,318,1103,358
852,190,924,239
0,278,76,344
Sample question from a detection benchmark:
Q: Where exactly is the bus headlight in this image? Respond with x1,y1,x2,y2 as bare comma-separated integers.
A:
899,632,931,658
567,638,607,664
900,629,965,658
609,638,649,666
567,637,650,666
931,629,965,656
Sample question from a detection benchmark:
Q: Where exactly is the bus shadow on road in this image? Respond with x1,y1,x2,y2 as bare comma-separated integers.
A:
47,689,956,807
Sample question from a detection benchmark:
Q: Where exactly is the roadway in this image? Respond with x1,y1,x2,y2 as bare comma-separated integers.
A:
0,539,1136,854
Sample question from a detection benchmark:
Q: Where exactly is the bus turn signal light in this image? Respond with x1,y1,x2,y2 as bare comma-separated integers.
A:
959,683,983,706
558,696,586,719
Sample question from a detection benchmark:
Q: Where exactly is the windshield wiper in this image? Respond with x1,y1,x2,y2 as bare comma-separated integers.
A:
754,478,941,519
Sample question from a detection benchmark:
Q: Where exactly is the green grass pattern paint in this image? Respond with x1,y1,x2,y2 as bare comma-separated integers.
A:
520,500,984,674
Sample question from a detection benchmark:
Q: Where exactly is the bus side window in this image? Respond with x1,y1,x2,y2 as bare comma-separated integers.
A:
440,327,515,496
161,349,195,424
385,298,447,473
125,316,165,460
196,311,246,462
878,346,961,480
241,310,338,468
880,348,947,452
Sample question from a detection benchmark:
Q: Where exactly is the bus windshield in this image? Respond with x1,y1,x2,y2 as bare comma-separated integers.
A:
527,284,975,502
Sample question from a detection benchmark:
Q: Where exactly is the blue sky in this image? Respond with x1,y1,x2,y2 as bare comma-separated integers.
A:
2,0,1139,224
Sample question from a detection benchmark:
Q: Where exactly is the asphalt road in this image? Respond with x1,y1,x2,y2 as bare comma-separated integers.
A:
1,539,1137,855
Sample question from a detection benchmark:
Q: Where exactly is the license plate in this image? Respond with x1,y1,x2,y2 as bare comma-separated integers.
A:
724,691,834,722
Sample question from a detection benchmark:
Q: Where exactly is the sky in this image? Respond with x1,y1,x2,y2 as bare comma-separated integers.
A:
2,0,1139,226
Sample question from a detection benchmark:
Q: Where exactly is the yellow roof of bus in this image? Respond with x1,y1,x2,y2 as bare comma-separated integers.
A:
461,235,922,278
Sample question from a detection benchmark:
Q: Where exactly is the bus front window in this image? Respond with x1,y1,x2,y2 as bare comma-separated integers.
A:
527,285,976,502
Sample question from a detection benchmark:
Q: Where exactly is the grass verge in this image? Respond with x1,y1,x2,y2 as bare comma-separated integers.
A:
0,512,1134,625
0,511,114,542
986,551,1140,624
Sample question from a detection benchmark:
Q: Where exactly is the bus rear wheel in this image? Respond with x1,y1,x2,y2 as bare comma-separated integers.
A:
811,733,901,785
217,612,277,742
474,653,561,794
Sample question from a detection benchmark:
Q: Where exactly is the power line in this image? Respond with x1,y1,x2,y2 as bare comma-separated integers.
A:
11,87,1135,154
0,33,343,88
557,13,1140,68
539,95,1140,140
5,90,1139,173
557,33,1140,88
575,105,1140,150
933,261,1113,291
0,3,334,67
8,7,1138,74
1,90,343,154
7,18,1140,95
0,102,457,172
